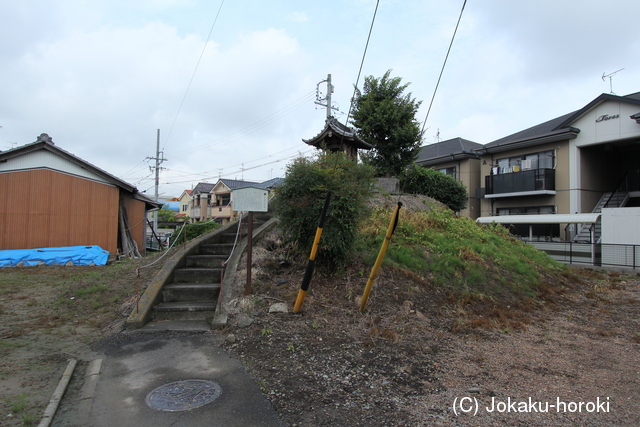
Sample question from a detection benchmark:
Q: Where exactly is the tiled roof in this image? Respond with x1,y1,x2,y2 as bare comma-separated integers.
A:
257,177,284,189
219,178,260,190
193,182,216,193
303,117,373,150
485,91,640,149
484,112,576,148
416,137,483,163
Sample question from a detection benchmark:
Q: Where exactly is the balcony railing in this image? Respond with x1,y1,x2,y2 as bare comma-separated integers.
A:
528,241,640,269
485,168,555,196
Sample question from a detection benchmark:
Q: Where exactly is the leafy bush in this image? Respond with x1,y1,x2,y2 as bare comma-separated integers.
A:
272,152,375,269
169,221,221,245
400,164,467,212
158,208,177,222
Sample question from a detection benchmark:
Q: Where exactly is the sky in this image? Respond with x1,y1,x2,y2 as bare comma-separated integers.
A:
1,0,639,198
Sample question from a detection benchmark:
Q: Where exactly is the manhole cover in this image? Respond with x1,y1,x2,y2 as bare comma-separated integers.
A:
146,379,222,412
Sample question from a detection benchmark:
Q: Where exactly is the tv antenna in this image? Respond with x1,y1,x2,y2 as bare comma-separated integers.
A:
602,68,624,95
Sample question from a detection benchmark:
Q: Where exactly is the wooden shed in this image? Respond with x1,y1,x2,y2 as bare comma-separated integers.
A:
0,134,161,255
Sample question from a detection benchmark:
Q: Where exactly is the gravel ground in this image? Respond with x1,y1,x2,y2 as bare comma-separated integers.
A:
2,197,638,427
218,243,640,427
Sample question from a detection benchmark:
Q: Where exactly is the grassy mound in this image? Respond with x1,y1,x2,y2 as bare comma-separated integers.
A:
355,205,569,331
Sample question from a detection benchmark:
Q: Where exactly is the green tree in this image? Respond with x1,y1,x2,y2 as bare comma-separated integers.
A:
401,165,468,212
272,152,375,269
158,208,176,222
351,70,423,177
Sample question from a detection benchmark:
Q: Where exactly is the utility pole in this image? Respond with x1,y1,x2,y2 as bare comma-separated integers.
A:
315,74,339,118
147,129,168,233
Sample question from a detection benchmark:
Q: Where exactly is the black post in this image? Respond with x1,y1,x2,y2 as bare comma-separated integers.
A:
293,192,332,313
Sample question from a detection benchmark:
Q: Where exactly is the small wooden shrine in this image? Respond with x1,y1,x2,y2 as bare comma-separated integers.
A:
303,116,372,160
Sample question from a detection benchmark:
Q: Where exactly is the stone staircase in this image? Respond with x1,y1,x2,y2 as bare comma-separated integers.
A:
126,212,274,330
150,240,228,322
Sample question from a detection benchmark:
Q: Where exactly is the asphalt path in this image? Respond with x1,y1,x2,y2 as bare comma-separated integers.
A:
52,331,286,427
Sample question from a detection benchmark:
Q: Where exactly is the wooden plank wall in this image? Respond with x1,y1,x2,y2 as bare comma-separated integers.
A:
120,195,147,253
0,169,119,252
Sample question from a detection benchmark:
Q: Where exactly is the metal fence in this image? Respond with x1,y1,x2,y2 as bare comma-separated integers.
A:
528,241,640,269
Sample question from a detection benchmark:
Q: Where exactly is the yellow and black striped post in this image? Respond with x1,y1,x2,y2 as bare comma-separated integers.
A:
359,201,402,313
293,191,332,313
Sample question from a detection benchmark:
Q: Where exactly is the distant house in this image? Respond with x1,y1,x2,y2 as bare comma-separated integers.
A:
188,178,283,224
0,134,161,255
177,189,192,218
415,138,483,218
190,182,216,222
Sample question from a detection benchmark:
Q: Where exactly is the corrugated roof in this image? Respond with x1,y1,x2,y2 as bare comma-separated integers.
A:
476,213,600,224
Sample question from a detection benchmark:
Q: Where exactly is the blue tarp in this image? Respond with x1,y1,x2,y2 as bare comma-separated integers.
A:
0,245,110,267
163,201,180,211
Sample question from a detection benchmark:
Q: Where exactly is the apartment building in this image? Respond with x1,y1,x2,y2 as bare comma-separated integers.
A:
417,91,640,244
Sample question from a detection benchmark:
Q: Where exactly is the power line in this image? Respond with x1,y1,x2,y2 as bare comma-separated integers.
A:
121,90,314,183
160,147,314,186
420,0,467,136
222,142,312,171
160,143,312,184
345,0,380,126
166,90,315,159
162,0,225,152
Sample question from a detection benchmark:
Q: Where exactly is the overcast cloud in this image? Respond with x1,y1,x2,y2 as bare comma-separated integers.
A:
1,0,638,197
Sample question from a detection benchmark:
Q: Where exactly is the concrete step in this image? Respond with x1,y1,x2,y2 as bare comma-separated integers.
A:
200,243,235,255
173,267,223,284
136,319,212,332
162,283,220,302
186,254,227,268
151,302,217,321
219,232,247,243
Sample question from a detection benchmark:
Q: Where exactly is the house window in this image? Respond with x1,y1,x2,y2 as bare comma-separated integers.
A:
435,167,456,179
217,194,231,206
494,150,554,173
496,156,521,174
522,150,554,170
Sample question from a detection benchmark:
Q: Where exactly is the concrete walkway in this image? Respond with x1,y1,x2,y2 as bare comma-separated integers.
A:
53,331,286,427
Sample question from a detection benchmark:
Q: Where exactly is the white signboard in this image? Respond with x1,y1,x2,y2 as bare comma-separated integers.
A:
232,187,269,212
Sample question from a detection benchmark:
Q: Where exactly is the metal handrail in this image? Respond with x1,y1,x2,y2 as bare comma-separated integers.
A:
602,171,628,209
